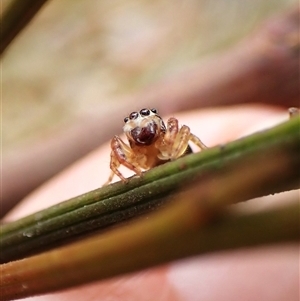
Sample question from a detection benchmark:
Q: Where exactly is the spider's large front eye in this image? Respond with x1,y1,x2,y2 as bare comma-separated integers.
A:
140,108,150,116
151,108,157,114
129,112,139,120
124,117,129,123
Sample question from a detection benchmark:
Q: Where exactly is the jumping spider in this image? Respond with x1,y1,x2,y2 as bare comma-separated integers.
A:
104,108,207,185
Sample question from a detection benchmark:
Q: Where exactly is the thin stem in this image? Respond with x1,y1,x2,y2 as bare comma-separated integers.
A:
0,186,298,300
0,117,299,263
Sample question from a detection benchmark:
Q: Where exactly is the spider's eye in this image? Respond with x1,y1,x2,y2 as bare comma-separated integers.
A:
140,108,150,116
151,108,157,114
124,117,129,123
129,112,139,120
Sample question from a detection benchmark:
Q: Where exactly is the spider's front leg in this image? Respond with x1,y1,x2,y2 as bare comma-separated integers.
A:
162,117,208,160
163,117,179,157
103,135,142,185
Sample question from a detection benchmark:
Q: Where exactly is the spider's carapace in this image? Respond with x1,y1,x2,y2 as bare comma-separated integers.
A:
104,108,207,185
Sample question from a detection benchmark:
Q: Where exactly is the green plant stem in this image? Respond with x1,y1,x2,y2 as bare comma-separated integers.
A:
1,0,49,55
0,190,298,300
0,117,299,263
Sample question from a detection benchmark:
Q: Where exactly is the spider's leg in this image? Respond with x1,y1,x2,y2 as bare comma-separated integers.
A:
171,125,192,159
163,117,179,157
164,117,208,160
158,117,208,161
103,152,124,186
159,118,194,160
189,133,208,150
104,135,142,185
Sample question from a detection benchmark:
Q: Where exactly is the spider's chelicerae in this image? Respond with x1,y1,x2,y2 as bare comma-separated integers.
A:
104,108,207,185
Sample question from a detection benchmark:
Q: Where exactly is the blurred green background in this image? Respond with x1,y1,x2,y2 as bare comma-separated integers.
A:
2,0,297,155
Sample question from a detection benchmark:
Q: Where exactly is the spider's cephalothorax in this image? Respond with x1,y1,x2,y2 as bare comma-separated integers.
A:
104,108,207,185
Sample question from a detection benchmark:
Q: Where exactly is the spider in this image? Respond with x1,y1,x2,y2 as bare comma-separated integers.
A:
104,108,207,185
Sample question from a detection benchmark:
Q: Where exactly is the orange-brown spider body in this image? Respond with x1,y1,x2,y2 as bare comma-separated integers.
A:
104,108,207,185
